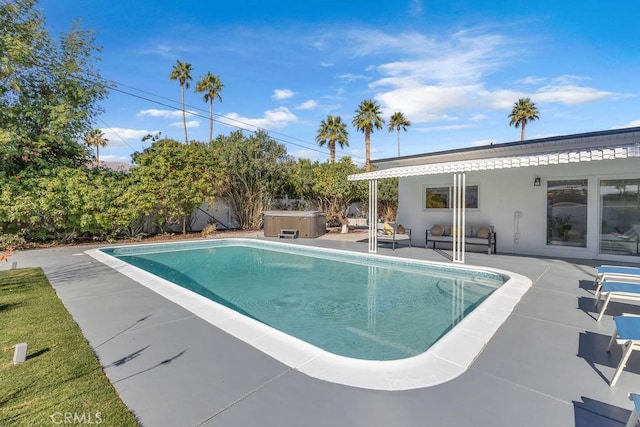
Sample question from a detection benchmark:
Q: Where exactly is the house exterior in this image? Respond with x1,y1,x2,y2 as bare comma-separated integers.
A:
349,127,640,262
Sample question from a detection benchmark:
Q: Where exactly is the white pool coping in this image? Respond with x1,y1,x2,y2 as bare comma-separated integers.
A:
86,238,532,391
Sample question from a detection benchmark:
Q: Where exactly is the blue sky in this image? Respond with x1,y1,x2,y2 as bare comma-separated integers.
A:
39,0,640,166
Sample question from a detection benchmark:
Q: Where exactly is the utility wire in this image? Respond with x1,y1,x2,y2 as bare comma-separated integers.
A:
113,81,323,148
97,117,138,153
107,84,335,158
105,80,360,163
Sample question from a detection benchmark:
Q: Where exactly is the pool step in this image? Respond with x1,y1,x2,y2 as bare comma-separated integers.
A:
279,229,299,239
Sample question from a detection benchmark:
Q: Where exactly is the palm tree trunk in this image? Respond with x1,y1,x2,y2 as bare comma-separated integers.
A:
209,99,214,144
96,145,99,167
181,84,188,143
397,129,401,157
520,124,525,141
365,129,371,171
329,140,335,163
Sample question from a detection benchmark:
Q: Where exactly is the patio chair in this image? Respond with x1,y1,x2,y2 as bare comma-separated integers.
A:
594,265,640,294
606,315,640,387
596,282,640,321
625,393,640,427
376,222,412,250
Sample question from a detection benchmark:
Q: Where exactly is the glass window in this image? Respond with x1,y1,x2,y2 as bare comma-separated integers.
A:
600,179,640,256
424,185,478,209
425,187,449,208
465,185,479,209
547,179,588,247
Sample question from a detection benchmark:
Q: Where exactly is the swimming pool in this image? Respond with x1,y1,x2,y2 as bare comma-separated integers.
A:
87,239,531,390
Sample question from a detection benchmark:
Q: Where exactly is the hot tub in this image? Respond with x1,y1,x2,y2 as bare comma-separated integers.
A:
263,210,326,238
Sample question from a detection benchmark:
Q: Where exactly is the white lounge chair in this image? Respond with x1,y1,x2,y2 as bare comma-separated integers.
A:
596,276,640,302
625,393,640,426
607,315,640,387
596,282,640,321
594,265,640,295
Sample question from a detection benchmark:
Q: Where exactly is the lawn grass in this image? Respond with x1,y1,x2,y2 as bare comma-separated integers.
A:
0,268,138,426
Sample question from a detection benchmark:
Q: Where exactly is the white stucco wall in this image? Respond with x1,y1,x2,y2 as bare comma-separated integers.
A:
397,157,640,261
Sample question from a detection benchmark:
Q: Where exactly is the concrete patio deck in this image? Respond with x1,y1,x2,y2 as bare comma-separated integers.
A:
3,232,640,426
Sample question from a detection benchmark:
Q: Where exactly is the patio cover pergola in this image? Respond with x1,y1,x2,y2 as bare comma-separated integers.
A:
348,142,640,261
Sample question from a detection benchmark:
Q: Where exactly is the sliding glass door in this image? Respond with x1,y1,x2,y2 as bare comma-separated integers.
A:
547,180,588,247
600,179,640,256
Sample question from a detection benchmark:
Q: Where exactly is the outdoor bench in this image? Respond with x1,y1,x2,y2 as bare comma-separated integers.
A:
425,224,497,254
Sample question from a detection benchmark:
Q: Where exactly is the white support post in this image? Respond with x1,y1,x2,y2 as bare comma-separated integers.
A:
462,173,466,264
368,179,378,253
452,173,466,263
453,174,457,261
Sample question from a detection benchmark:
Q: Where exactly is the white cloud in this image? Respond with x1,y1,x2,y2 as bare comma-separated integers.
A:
320,61,334,67
220,107,297,130
138,109,194,119
483,84,618,109
550,74,591,85
136,44,194,58
296,100,319,110
483,89,527,109
170,120,200,128
100,128,159,146
534,84,615,105
519,76,546,85
337,73,370,82
373,80,477,122
357,29,518,122
272,89,296,100
347,28,623,126
519,74,589,87
373,34,511,85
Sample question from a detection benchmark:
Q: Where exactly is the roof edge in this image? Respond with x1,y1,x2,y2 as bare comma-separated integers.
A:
371,126,640,165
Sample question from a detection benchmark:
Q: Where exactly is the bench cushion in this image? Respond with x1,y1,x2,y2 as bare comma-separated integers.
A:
466,237,491,245
430,224,444,236
476,226,492,239
379,233,411,241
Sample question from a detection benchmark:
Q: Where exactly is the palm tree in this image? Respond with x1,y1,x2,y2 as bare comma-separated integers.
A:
84,129,108,167
352,99,385,171
388,112,411,157
195,72,224,144
316,115,349,163
169,60,193,143
509,97,539,141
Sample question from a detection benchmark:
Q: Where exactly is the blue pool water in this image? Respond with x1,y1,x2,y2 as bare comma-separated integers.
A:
102,240,506,361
